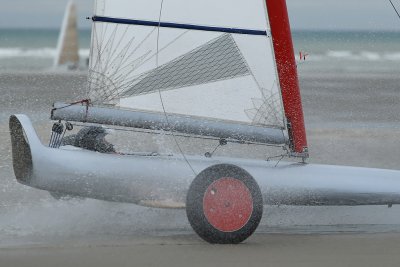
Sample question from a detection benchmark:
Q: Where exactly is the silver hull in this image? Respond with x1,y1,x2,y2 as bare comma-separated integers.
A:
10,114,400,208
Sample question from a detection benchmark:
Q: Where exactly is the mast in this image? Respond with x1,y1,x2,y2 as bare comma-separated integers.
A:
266,0,308,158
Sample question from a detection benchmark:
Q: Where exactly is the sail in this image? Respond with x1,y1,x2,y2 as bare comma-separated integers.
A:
87,0,286,131
54,0,79,68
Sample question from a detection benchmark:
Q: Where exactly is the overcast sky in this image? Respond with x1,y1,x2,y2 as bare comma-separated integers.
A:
1,0,399,30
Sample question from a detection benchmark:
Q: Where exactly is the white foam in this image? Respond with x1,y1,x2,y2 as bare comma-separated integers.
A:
326,50,354,58
0,47,89,59
383,52,400,61
79,48,90,57
359,51,381,61
319,50,400,61
1,47,399,64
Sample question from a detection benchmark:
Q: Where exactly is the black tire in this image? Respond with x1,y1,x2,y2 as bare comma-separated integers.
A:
186,164,263,244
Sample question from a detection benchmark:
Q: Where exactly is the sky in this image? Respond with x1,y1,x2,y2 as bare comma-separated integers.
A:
0,0,399,30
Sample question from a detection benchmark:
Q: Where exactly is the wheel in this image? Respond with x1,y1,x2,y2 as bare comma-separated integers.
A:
186,164,263,244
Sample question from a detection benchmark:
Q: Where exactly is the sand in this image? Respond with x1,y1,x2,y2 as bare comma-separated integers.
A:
0,71,400,266
1,233,400,267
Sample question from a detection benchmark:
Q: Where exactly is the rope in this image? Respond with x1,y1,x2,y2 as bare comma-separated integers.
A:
156,0,197,176
389,0,400,20
51,99,91,122
51,99,91,112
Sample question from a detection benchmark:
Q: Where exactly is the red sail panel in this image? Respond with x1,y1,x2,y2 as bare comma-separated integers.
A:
266,0,308,156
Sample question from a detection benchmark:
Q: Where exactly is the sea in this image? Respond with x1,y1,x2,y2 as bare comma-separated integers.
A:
0,29,400,73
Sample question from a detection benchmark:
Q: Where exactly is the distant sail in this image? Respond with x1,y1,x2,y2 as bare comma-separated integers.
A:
54,0,79,68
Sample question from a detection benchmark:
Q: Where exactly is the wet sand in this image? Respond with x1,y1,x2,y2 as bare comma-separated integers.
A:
2,233,400,267
0,71,400,266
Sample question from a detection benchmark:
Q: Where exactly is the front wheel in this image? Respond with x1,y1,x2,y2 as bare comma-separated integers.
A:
186,164,263,244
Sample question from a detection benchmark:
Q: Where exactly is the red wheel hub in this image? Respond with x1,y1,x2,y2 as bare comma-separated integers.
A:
203,178,253,232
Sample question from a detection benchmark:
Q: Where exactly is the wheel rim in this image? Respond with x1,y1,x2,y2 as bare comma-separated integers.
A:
203,177,253,232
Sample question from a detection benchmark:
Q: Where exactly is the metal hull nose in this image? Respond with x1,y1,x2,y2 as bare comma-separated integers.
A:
8,114,400,208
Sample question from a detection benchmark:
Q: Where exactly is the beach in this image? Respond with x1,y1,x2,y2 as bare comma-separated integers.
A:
2,234,400,267
0,70,400,266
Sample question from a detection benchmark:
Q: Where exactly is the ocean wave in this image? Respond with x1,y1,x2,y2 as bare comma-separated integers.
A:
304,50,400,62
1,47,399,65
383,52,400,61
326,50,354,58
0,47,90,59
359,51,381,61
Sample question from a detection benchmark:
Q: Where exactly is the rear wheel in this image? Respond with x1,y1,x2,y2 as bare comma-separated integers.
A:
186,164,263,244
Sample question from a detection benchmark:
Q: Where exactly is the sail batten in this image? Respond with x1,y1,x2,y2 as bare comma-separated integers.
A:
93,16,268,36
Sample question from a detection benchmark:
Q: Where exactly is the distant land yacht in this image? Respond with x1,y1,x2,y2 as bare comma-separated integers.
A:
54,0,79,69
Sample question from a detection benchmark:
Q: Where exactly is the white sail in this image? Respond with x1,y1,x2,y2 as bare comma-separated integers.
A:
88,0,286,129
54,0,79,68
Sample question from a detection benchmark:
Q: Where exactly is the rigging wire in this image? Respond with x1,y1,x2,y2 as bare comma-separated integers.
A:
388,0,400,20
156,0,197,176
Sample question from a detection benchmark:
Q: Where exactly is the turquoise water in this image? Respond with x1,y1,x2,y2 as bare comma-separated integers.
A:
0,29,91,71
0,29,90,49
293,31,400,73
0,28,399,73
293,31,400,54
